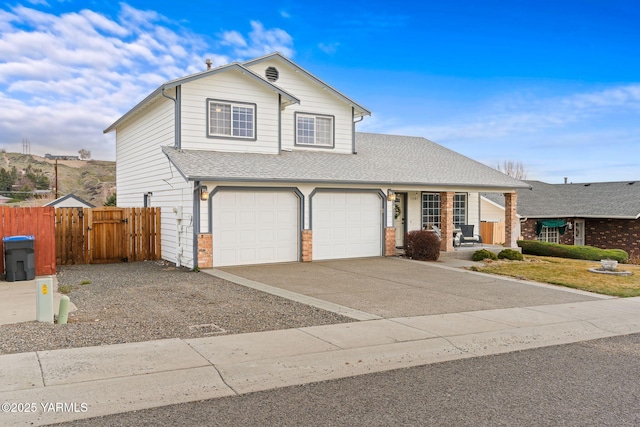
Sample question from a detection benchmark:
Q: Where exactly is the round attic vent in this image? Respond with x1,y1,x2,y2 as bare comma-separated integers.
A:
265,66,279,82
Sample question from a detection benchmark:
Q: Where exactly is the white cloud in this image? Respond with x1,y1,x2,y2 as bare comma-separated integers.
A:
221,21,294,59
221,30,248,48
318,42,340,55
0,3,295,160
376,83,640,143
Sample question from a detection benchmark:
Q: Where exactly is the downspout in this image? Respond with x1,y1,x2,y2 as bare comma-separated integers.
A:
352,108,364,154
162,86,182,267
278,94,282,154
161,86,181,149
193,181,200,269
162,85,187,266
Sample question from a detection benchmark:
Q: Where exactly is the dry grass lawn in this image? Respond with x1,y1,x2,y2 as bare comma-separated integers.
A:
473,256,640,297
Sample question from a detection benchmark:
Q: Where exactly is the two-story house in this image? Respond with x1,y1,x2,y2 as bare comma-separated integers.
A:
104,53,528,268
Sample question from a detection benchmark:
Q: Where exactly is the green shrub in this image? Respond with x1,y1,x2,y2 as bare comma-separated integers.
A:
517,240,628,263
404,230,440,261
498,249,523,261
472,249,498,261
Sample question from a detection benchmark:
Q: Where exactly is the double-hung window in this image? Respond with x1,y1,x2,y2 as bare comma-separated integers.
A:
295,113,334,147
207,99,255,139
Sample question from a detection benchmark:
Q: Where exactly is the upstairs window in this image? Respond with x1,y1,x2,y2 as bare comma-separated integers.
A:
207,99,255,139
295,113,334,147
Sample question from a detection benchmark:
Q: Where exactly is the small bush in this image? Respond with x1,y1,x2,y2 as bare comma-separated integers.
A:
498,249,523,261
517,240,628,263
472,249,498,261
404,230,440,261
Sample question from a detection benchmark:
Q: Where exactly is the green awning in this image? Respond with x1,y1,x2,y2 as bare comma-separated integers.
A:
536,219,567,236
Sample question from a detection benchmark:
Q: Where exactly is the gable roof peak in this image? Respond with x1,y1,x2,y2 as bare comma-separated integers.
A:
104,60,299,133
243,52,371,118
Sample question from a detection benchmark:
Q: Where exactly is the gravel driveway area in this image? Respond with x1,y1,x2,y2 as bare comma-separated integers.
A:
0,261,355,355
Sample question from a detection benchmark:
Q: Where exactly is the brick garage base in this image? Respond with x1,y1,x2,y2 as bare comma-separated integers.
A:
302,230,312,262
197,233,213,269
385,227,396,256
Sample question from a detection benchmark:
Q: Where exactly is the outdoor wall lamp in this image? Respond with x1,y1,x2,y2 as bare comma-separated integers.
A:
387,190,395,202
200,185,209,201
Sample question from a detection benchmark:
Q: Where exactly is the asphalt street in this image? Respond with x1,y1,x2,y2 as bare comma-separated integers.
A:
56,333,640,427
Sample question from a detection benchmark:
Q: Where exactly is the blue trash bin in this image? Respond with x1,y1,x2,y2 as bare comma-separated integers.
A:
3,235,35,282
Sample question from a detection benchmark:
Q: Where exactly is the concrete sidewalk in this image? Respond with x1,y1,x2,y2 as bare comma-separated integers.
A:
3,297,640,426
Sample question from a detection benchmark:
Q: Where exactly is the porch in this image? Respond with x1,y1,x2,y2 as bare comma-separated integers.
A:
389,190,519,254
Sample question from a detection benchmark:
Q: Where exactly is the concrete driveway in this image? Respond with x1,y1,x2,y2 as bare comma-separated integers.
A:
217,257,602,318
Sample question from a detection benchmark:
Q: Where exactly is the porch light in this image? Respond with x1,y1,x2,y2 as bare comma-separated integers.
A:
200,185,209,201
387,190,395,202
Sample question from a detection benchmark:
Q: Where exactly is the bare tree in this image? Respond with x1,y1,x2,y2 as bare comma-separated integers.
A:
496,160,527,180
78,149,91,160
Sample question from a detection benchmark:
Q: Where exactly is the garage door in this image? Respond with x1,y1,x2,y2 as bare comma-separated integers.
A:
312,192,382,260
213,190,299,266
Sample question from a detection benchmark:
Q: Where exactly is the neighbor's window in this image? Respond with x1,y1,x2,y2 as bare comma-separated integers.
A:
422,193,467,229
208,100,255,139
538,226,560,243
295,113,333,146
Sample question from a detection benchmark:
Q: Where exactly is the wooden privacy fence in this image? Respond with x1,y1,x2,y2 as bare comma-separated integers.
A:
56,207,161,265
480,221,505,245
0,206,56,276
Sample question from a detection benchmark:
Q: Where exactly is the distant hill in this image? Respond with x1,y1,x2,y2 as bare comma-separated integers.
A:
0,152,115,206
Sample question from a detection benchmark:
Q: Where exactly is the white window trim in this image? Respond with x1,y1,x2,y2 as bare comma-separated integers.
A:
207,99,256,140
538,226,560,243
294,112,335,148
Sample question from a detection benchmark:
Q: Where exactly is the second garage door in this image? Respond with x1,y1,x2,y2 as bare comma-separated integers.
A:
312,192,382,260
212,190,299,266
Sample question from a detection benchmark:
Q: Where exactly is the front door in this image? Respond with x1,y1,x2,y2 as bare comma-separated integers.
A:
395,193,406,247
574,219,585,246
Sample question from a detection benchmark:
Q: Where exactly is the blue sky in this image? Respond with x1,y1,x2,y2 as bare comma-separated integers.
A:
1,0,639,183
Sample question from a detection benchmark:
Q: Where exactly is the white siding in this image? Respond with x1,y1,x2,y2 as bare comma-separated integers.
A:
245,60,354,154
480,196,506,222
467,192,480,228
115,90,195,268
405,191,423,233
180,69,280,154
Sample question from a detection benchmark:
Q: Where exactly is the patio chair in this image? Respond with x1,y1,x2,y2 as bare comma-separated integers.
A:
459,224,482,245
430,225,442,239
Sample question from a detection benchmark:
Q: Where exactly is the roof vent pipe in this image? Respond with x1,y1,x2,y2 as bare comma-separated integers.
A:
205,59,212,70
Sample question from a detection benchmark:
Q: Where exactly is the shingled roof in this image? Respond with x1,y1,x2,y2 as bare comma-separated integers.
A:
483,180,640,219
162,132,528,190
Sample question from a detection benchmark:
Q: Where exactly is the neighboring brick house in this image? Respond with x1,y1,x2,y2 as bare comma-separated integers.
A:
483,180,640,259
104,52,528,269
